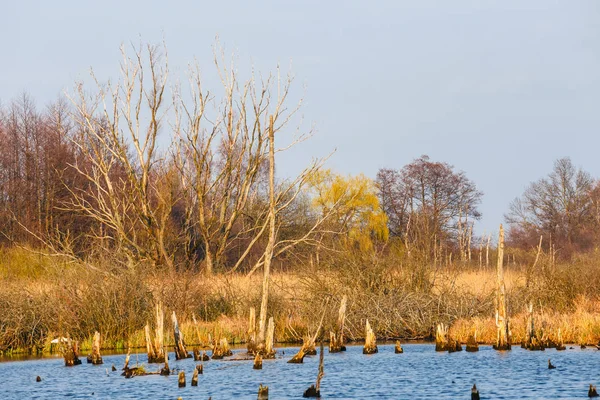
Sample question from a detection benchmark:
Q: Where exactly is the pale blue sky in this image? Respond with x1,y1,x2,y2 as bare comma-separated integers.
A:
2,0,599,236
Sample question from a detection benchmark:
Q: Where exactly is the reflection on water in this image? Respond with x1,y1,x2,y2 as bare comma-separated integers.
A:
0,343,597,399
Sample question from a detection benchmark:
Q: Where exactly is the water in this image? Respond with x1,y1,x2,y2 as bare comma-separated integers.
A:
1,344,598,399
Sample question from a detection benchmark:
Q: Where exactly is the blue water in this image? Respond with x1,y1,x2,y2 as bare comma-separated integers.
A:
0,344,598,399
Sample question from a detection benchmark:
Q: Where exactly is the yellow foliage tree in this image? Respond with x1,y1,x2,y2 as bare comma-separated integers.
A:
309,170,388,251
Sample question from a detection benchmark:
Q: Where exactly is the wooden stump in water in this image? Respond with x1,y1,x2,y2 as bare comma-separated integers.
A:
160,351,171,376
522,302,544,351
303,341,324,398
288,347,306,363
447,338,462,353
257,384,269,400
363,319,378,354
36,376,41,382
260,317,276,359
253,353,263,370
191,368,199,386
466,332,479,352
196,363,203,374
172,311,191,360
471,384,480,400
247,307,258,355
435,323,449,352
145,303,166,363
556,328,566,351
178,371,186,388
87,331,103,365
63,338,82,366
589,384,599,397
212,337,233,359
493,225,512,351
395,340,404,354
329,296,347,353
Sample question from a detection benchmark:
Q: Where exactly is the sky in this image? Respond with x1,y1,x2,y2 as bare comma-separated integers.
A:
2,0,599,237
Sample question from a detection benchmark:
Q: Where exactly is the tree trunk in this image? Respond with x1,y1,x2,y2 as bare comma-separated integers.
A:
493,224,511,350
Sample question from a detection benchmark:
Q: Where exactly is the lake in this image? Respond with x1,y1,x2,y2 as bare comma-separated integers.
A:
0,343,597,399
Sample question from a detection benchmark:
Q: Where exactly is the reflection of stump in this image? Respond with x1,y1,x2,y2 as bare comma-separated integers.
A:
87,331,103,364
253,353,263,370
257,384,269,400
178,371,186,388
466,333,479,352
395,340,404,354
363,320,378,354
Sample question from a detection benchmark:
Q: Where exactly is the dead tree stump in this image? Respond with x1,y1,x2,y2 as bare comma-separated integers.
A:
303,341,324,398
145,303,166,363
466,332,479,352
493,225,511,351
471,384,480,400
172,311,191,360
329,295,347,353
63,337,82,366
247,307,257,354
160,350,171,376
522,302,544,351
363,319,378,354
288,347,306,363
196,363,203,374
87,331,103,364
178,371,186,388
258,384,269,400
395,340,404,354
191,368,199,386
253,353,263,369
556,328,566,351
435,323,449,351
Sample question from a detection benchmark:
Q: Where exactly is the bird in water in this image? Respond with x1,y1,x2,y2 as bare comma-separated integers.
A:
471,384,480,400
589,384,599,397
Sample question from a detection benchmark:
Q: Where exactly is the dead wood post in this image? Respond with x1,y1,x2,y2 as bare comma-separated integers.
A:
178,371,186,388
63,337,82,366
264,317,275,359
303,341,324,398
493,224,511,351
363,319,378,354
172,311,190,359
247,307,257,354
435,323,448,352
329,295,347,353
466,331,479,352
191,367,199,386
395,340,404,354
87,331,103,364
258,384,269,400
290,301,327,362
146,303,165,363
253,353,263,370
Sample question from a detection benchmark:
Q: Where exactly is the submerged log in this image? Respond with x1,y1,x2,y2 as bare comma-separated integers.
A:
363,319,378,354
493,225,511,351
191,367,199,386
145,303,166,363
253,353,263,370
87,331,103,365
172,311,191,360
257,384,269,400
329,295,347,353
466,332,479,352
62,337,82,366
178,371,186,388
395,340,404,354
303,341,324,398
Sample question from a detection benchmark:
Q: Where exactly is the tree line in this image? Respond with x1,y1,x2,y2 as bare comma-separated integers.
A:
1,46,599,271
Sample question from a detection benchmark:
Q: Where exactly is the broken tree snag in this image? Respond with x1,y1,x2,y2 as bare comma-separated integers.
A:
435,323,449,352
196,363,203,374
556,328,566,351
303,341,324,398
192,314,206,348
146,303,165,363
263,317,276,359
253,353,263,370
363,319,378,354
395,340,404,354
191,367,199,386
288,345,306,364
466,331,479,352
493,224,511,351
522,302,543,351
247,307,257,354
160,348,171,376
258,384,269,400
212,337,233,359
178,371,186,388
121,348,146,378
87,331,103,364
172,311,191,360
329,295,348,353
63,337,82,366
